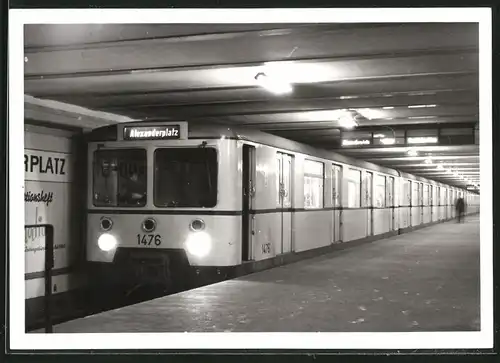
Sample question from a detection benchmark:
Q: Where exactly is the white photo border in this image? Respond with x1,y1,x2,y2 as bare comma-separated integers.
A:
8,7,493,351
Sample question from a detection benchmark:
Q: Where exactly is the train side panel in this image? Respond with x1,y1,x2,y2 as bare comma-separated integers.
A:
250,144,281,261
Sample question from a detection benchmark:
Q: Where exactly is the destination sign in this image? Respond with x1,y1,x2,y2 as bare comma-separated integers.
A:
123,125,181,140
342,139,371,146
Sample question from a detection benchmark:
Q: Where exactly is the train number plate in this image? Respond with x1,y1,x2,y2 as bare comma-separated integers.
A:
136,234,162,247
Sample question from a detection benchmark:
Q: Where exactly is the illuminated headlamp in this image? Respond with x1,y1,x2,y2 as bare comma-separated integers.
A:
185,231,211,258
98,233,117,252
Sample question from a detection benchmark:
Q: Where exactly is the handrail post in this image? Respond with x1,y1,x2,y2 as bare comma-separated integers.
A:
44,225,54,333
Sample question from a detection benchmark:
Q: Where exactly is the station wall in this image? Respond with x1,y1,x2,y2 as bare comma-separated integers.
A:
24,123,86,327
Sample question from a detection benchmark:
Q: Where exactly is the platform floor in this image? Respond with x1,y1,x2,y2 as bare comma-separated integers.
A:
43,215,481,333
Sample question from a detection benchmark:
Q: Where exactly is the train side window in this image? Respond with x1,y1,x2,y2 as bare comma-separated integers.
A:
304,159,324,209
386,176,394,207
419,183,422,206
423,184,429,206
331,164,342,207
403,180,410,206
374,174,386,208
276,155,282,205
347,168,361,208
411,181,419,206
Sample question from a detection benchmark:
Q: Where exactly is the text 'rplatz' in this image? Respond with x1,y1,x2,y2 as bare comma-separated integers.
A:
25,154,66,175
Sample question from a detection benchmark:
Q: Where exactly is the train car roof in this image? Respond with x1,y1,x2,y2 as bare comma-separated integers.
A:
189,121,403,177
87,121,468,191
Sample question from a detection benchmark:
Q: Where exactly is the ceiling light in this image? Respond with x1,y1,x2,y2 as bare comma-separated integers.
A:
262,62,331,84
424,158,433,164
356,108,384,120
408,104,437,108
382,106,394,110
337,110,358,129
407,136,438,144
408,91,436,96
437,164,444,170
339,118,358,129
407,149,419,157
380,138,395,145
374,133,385,138
255,72,292,95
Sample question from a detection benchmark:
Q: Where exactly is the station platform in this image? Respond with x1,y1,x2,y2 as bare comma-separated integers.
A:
39,215,480,333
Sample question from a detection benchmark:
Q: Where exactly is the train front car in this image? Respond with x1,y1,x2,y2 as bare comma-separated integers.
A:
86,122,241,291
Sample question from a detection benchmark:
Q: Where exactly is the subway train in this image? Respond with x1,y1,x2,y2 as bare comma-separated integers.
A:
85,121,480,289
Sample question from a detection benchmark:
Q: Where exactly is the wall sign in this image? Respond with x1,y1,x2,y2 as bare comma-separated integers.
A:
24,149,73,183
25,190,54,206
123,125,181,140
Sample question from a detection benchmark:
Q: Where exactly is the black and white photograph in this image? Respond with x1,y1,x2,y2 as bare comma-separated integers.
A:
7,7,492,351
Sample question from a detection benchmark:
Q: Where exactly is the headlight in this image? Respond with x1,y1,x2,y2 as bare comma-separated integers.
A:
185,231,211,258
98,233,118,252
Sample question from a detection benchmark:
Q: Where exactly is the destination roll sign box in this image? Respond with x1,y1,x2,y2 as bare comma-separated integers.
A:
123,125,181,140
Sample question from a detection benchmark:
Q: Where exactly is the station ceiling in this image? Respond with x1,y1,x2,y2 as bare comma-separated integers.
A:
24,23,480,189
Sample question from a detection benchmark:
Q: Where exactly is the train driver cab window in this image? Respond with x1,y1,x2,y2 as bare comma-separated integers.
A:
347,168,361,208
304,159,324,209
154,148,218,208
93,149,147,207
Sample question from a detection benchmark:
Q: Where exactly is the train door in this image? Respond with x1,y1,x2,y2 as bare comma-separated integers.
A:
365,172,373,236
332,164,342,242
277,152,293,254
387,176,395,230
242,144,256,262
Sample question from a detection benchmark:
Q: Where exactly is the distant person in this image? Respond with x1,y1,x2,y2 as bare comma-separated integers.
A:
455,197,465,223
